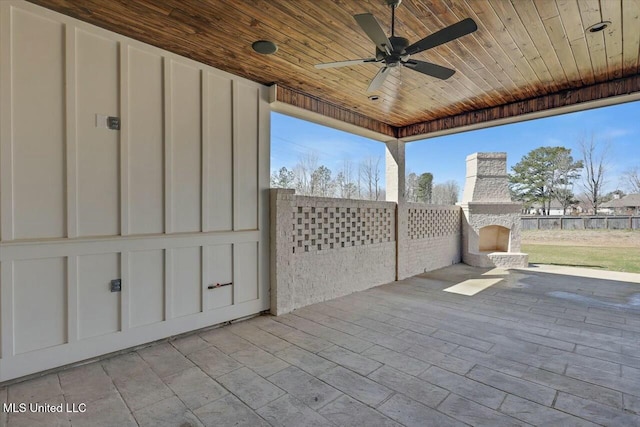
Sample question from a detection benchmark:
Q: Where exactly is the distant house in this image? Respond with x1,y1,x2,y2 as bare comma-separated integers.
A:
600,194,640,215
525,200,571,215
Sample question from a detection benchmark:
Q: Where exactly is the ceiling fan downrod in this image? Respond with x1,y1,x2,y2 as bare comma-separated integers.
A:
387,0,402,37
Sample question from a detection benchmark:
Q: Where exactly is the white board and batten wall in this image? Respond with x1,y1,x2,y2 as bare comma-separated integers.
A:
0,1,270,382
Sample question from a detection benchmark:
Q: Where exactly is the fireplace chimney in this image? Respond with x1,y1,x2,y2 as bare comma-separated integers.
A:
459,153,528,268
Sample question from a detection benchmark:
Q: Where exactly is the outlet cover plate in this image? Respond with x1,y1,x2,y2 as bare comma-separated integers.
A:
110,279,122,292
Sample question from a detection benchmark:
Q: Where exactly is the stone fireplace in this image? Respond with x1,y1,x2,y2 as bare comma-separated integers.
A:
459,153,528,268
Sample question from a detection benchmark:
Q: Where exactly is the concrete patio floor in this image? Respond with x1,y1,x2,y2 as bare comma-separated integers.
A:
2,264,640,427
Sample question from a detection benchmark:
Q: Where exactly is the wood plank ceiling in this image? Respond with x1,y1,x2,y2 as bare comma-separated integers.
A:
27,0,640,138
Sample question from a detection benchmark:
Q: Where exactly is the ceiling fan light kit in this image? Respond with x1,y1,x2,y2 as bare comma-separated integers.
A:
315,0,477,92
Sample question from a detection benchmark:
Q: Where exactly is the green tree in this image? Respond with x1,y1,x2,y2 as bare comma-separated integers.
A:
270,166,295,188
417,172,433,203
509,147,582,215
554,188,578,214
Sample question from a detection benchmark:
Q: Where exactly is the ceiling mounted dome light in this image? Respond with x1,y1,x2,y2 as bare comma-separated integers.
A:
252,40,278,55
586,21,611,33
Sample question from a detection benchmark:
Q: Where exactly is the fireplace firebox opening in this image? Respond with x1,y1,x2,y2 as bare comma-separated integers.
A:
478,225,510,252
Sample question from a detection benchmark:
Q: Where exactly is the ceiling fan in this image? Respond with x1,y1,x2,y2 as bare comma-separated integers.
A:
315,0,477,92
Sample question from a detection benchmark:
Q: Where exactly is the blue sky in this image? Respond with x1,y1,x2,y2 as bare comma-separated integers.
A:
271,100,640,193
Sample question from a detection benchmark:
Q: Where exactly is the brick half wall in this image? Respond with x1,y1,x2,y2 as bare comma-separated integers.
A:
270,189,397,315
399,203,462,279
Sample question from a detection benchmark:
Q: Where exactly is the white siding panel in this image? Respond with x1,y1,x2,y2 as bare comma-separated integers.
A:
14,257,67,354
128,47,164,235
78,253,120,339
76,31,120,237
234,242,258,303
234,83,259,231
0,1,268,382
172,246,201,317
205,244,233,310
171,62,201,233
234,83,260,230
130,249,164,327
207,74,233,231
11,9,66,239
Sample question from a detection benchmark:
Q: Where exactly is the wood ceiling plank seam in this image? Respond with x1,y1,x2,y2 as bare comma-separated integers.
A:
620,0,640,73
510,0,570,86
471,0,556,92
540,15,583,86
487,0,560,92
448,0,538,98
600,0,624,79
532,1,583,87
464,0,544,96
411,0,523,101
555,0,596,85
577,0,609,83
403,0,511,103
532,0,559,20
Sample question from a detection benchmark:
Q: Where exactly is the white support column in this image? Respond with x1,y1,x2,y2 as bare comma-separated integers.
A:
385,140,407,280
385,140,405,204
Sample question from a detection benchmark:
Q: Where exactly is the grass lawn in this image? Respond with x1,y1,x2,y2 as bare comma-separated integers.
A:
522,244,640,274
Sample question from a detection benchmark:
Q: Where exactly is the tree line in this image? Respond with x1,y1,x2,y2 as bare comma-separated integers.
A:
271,154,460,204
270,153,385,200
509,135,638,215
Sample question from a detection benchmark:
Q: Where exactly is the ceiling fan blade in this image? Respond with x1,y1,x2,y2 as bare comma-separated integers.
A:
404,60,455,80
315,58,377,69
405,18,477,55
367,66,390,92
354,13,393,53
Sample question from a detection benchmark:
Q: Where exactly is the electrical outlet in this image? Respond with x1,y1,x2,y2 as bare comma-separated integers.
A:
110,279,122,292
107,116,120,130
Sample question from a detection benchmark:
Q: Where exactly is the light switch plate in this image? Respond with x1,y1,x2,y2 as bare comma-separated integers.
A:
95,114,108,128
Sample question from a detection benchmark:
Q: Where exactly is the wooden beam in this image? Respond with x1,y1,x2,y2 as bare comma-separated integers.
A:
275,86,397,138
399,75,640,139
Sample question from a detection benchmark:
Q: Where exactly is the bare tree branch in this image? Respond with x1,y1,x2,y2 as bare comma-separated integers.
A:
579,134,610,214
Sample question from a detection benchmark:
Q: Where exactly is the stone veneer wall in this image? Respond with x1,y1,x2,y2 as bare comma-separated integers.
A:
399,203,462,279
270,189,397,315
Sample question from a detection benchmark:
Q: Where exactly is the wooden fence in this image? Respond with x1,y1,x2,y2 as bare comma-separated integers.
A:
522,216,640,230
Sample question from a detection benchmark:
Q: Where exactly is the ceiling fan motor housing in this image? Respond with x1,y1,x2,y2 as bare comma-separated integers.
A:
389,36,409,52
